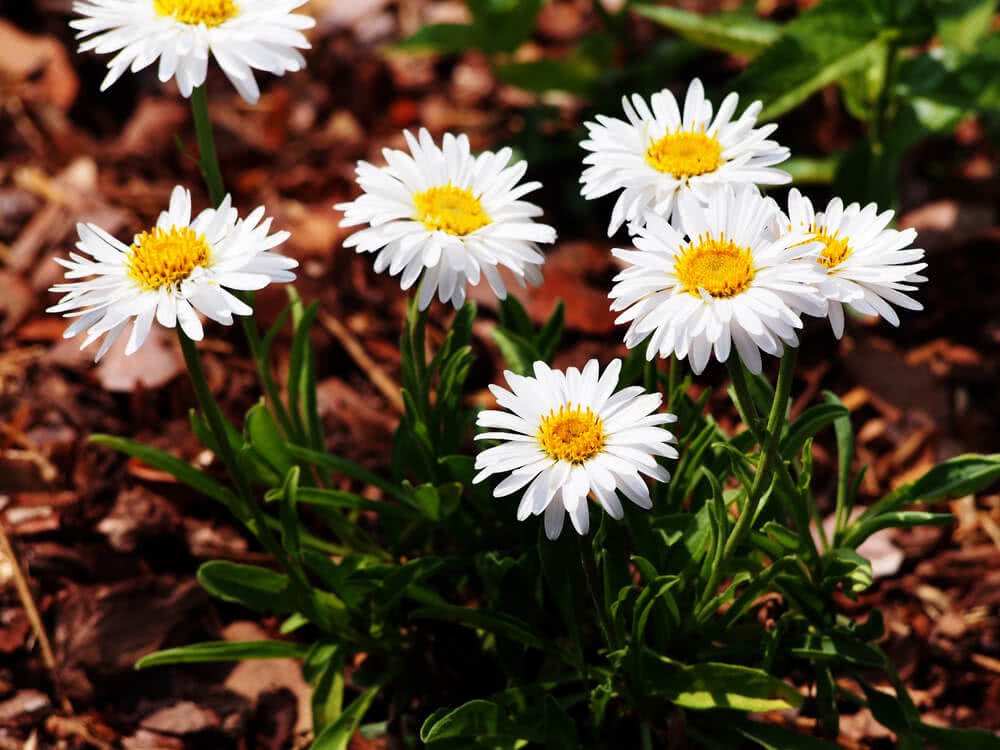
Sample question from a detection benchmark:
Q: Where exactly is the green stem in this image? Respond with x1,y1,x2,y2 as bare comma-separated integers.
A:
190,85,225,207
700,351,798,618
188,85,298,441
177,329,286,564
578,536,615,652
727,357,818,556
640,721,653,750
666,354,681,409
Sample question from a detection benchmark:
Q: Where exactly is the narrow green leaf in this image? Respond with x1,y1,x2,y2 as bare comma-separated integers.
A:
136,640,305,669
312,686,380,750
633,4,780,58
491,327,540,377
197,560,293,614
780,404,850,460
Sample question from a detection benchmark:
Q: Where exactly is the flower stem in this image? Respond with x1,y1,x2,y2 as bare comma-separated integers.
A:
190,85,225,207
578,535,615,652
726,349,797,558
177,329,286,564
699,351,798,619
727,356,818,555
188,85,297,441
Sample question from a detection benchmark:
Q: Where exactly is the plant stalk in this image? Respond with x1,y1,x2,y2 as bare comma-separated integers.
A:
188,85,298,440
578,536,615,652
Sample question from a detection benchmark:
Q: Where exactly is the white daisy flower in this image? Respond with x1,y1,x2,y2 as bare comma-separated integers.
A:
608,185,827,375
782,189,927,338
71,0,315,104
580,78,791,236
48,185,298,361
335,129,557,310
473,359,677,540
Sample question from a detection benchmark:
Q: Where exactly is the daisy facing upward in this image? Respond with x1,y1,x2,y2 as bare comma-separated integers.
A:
48,186,297,360
336,129,557,310
609,185,827,375
580,78,791,236
474,359,677,540
781,189,927,338
71,0,316,103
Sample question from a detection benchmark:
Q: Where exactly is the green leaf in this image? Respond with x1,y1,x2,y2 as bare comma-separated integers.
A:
536,301,566,363
633,4,781,58
821,547,873,595
916,723,1000,749
791,632,885,667
278,466,302,561
491,327,540,377
291,487,417,522
728,716,841,749
929,0,998,50
843,511,952,548
861,453,1000,523
135,640,305,669
197,560,293,614
734,0,888,119
780,404,850,460
287,444,415,506
467,0,543,54
304,643,344,734
394,23,481,54
410,604,548,652
89,435,244,519
645,654,803,712
312,686,380,750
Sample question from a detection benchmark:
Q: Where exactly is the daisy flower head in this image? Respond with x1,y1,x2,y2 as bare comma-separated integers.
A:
48,186,298,361
580,78,791,236
783,188,927,338
473,359,677,540
608,184,828,375
71,0,316,104
335,129,557,311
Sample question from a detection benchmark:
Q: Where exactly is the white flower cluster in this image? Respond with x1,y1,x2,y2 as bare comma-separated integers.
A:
54,16,929,543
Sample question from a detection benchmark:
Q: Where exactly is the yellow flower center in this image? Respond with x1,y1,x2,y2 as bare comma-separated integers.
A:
154,0,239,27
815,230,852,269
537,406,606,464
675,235,756,298
414,185,491,236
645,130,723,178
127,226,212,291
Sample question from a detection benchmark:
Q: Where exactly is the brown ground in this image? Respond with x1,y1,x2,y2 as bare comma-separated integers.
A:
1,1,999,747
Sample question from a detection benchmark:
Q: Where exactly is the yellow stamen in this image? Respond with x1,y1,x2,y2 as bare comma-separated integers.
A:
154,0,239,27
537,405,606,464
675,235,756,298
127,226,212,291
815,230,851,269
645,130,722,178
413,184,491,236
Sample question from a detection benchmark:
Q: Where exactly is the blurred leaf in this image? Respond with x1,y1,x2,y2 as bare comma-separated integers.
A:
313,686,380,750
821,548,874,596
633,4,780,58
728,716,841,749
928,0,999,50
734,0,888,119
645,654,804,711
842,511,953,548
394,23,481,54
491,327,540,377
136,640,305,669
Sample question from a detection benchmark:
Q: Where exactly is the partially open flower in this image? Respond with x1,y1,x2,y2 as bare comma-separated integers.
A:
48,186,297,360
71,0,315,103
473,359,677,540
580,79,791,236
782,189,927,337
336,129,557,310
609,185,827,374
